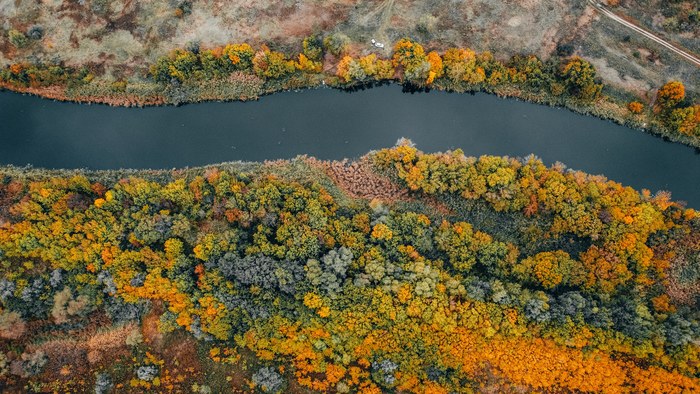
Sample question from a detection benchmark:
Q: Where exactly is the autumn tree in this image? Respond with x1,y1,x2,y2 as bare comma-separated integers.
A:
559,57,602,101
302,34,324,61
655,81,685,110
253,46,295,79
442,47,484,84
668,105,700,136
392,38,431,84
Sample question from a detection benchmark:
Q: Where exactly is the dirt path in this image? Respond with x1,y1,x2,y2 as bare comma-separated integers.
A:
588,0,700,67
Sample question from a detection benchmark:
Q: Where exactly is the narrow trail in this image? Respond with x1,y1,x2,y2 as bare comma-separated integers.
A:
588,0,700,67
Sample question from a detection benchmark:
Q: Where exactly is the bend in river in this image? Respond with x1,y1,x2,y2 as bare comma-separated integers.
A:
1,85,698,207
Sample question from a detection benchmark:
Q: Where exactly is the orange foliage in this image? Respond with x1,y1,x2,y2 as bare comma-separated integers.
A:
628,101,644,114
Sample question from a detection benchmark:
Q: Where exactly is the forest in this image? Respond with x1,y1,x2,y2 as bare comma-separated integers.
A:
1,37,698,145
0,142,698,393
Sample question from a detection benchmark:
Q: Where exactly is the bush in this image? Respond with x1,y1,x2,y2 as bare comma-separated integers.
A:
556,43,574,57
110,80,127,93
0,353,8,377
91,0,111,15
8,29,27,48
627,101,644,114
26,25,43,40
323,34,349,56
11,351,47,377
0,310,26,340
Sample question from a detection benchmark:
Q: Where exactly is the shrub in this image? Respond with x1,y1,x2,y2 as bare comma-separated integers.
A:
628,101,644,114
0,353,8,377
11,351,47,377
125,328,143,347
8,29,27,48
26,25,43,40
323,34,349,56
110,80,127,92
0,310,26,340
175,1,193,17
91,0,111,15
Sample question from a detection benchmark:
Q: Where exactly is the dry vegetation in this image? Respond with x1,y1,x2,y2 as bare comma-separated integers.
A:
0,0,696,97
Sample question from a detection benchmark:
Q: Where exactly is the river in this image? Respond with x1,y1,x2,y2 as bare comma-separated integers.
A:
0,85,698,207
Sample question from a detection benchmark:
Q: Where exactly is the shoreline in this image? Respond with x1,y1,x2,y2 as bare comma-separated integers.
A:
1,77,698,150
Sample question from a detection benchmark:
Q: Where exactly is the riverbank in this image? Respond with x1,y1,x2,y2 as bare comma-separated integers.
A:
2,87,699,206
2,73,698,149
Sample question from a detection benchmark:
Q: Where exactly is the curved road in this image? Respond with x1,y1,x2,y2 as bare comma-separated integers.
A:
589,0,700,67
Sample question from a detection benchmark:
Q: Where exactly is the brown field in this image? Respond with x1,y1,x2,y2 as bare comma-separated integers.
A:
1,0,697,97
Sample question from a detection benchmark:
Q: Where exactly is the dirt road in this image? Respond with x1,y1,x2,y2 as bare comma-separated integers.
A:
589,0,700,67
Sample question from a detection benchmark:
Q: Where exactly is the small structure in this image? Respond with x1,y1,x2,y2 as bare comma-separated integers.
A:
370,39,384,48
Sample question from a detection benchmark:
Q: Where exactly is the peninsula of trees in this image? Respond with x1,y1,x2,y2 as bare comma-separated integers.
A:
0,143,698,392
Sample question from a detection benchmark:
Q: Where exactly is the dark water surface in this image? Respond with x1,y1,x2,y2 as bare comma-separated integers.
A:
1,85,698,206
